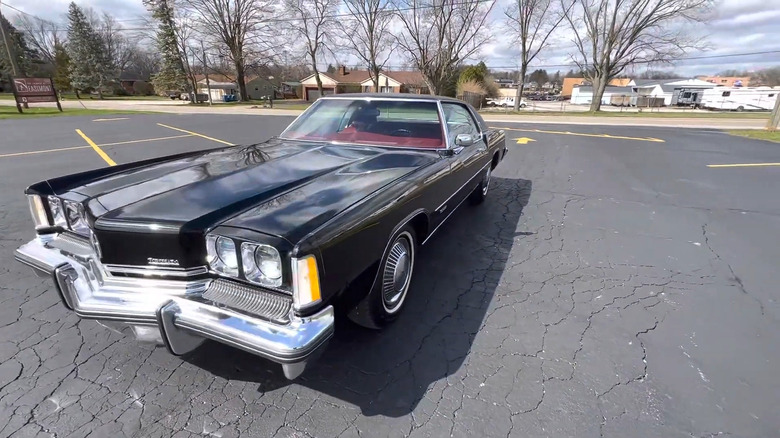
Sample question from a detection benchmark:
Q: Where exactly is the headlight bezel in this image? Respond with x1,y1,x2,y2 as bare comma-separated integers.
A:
240,242,283,287
63,200,90,236
206,235,240,277
47,196,67,228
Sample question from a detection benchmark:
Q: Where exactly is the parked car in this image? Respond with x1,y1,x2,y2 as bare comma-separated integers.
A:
486,96,527,108
181,92,210,103
166,90,182,100
14,94,507,380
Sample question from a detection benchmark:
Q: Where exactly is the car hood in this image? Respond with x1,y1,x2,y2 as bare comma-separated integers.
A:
81,138,437,242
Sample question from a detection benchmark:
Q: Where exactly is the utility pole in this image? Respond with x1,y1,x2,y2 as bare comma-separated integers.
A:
0,0,18,78
768,89,780,131
200,40,212,106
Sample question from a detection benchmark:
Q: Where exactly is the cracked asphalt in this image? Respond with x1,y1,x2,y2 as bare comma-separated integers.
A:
1,114,779,437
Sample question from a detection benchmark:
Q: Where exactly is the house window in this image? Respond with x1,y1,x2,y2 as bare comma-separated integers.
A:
722,91,731,97
683,92,691,98
380,86,393,93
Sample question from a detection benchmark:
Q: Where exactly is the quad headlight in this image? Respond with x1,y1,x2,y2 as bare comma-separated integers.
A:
206,235,239,276
206,235,284,288
63,200,90,236
47,196,67,227
241,242,282,287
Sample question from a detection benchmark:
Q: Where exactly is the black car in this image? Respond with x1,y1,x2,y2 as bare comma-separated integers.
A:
15,94,507,379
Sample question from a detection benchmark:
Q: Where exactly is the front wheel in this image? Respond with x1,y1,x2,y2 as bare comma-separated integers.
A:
363,226,417,327
469,165,492,205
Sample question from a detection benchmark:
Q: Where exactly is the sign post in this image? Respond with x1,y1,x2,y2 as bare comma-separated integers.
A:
11,77,61,113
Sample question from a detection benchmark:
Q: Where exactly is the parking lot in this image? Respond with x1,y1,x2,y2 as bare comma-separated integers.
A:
1,113,778,437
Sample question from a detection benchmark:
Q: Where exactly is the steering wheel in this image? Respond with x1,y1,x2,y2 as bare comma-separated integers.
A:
390,128,413,137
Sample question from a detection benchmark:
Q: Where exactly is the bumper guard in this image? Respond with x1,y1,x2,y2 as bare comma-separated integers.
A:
14,235,334,379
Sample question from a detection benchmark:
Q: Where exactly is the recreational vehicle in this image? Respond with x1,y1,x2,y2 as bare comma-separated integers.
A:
700,87,778,111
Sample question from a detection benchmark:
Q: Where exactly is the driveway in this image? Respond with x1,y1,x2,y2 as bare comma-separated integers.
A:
0,114,778,437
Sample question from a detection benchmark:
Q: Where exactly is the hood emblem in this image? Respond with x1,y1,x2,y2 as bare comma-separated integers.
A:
147,257,180,267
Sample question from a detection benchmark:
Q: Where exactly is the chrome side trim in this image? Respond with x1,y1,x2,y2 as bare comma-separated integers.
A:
105,264,209,278
434,162,490,213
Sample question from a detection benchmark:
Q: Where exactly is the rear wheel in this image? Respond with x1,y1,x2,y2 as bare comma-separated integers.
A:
469,164,492,205
736,106,744,112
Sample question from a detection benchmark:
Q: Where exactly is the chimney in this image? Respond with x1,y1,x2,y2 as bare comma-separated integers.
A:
339,65,347,76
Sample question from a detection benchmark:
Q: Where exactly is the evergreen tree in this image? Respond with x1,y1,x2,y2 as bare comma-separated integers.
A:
66,2,110,98
0,15,33,78
143,0,188,94
53,41,71,95
326,64,336,74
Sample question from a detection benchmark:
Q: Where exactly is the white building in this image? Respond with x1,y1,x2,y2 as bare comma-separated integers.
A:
634,79,716,106
570,85,634,105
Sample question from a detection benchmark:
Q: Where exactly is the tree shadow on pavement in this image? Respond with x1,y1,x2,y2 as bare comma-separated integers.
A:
185,176,533,417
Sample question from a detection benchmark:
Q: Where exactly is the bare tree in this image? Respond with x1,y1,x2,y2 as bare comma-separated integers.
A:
394,0,493,95
99,13,137,78
564,0,710,111
183,0,273,101
504,0,572,110
285,0,338,96
16,15,61,64
341,0,395,92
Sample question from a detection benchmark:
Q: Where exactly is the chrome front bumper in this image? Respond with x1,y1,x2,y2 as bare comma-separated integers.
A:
14,234,334,379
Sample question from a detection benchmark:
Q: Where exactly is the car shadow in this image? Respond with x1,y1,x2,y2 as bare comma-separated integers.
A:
184,176,533,417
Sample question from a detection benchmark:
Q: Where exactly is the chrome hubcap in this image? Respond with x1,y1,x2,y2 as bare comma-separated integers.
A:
382,236,412,311
482,167,491,196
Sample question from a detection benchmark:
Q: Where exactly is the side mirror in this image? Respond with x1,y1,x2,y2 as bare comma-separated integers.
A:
455,134,474,146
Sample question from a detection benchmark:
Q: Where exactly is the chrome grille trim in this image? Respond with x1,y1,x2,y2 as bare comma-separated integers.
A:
202,279,292,324
105,264,209,278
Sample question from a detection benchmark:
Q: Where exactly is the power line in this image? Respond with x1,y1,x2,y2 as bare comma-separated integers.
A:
4,0,495,31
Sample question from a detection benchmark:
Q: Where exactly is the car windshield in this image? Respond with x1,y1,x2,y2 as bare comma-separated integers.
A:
281,98,445,149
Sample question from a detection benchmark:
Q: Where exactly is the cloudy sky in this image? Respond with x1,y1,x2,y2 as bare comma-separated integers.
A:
4,0,780,76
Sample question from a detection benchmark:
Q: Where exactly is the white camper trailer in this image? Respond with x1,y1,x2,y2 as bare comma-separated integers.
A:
700,87,778,111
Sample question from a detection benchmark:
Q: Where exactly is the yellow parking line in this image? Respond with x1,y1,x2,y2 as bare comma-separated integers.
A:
493,126,665,143
76,129,117,166
0,134,194,159
157,123,234,145
707,163,780,168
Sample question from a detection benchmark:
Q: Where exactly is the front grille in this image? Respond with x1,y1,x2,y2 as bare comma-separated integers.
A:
202,279,292,324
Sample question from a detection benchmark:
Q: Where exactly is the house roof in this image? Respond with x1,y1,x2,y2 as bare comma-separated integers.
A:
383,70,425,85
300,69,374,84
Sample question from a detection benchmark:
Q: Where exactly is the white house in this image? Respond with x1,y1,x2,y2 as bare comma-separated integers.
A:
299,66,369,101
358,71,427,94
197,79,238,102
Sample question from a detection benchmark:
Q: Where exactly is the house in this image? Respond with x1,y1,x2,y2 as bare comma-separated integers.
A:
494,78,515,88
570,85,634,105
280,81,301,99
359,71,428,94
696,76,751,87
299,66,370,101
194,74,240,102
562,77,633,98
245,76,277,100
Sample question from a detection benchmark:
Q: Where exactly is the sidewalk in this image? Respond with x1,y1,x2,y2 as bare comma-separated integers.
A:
1,99,770,129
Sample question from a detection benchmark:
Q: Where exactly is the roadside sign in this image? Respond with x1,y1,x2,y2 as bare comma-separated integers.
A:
10,77,62,113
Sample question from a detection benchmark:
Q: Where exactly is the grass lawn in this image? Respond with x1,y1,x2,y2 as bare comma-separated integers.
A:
481,109,772,119
727,129,780,142
0,106,157,119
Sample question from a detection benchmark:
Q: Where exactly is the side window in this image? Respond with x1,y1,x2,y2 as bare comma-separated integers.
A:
722,91,731,97
441,103,479,143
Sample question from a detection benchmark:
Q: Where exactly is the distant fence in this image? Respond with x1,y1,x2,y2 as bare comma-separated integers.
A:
457,91,484,109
